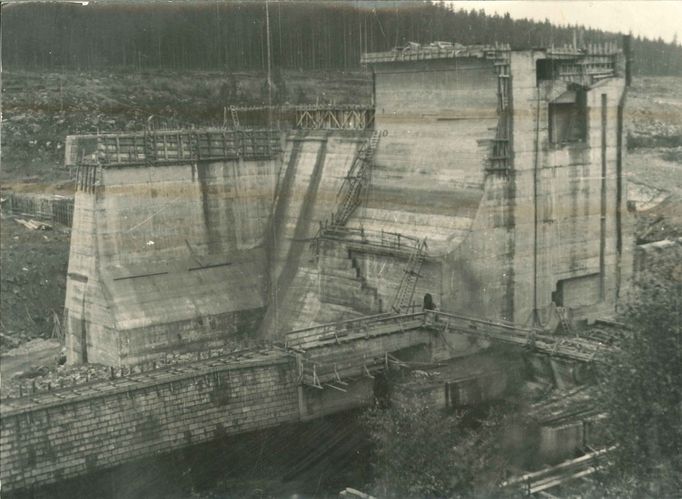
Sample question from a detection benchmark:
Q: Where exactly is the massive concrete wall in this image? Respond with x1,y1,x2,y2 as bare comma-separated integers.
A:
353,58,498,254
346,53,628,325
63,52,629,363
344,56,518,319
509,52,628,324
330,57,499,316
64,129,368,357
65,141,280,366
442,172,517,321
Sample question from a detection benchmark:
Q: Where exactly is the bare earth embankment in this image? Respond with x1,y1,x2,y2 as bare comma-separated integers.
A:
625,76,682,242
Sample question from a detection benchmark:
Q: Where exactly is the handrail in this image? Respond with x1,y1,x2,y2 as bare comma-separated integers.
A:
285,306,615,376
361,44,511,64
433,311,541,335
287,309,616,389
227,104,373,112
319,225,422,250
390,238,427,313
285,312,393,340
284,312,423,348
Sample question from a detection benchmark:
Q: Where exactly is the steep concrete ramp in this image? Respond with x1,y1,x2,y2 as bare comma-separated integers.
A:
262,131,365,336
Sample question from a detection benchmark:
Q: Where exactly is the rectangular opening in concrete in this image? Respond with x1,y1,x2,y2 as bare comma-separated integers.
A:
536,59,555,84
549,90,587,144
554,274,601,308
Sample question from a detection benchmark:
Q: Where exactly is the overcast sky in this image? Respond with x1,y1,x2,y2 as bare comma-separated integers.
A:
447,1,682,44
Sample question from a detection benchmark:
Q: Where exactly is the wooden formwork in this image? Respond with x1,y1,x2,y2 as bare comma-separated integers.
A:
294,107,374,130
3,192,74,227
91,129,281,167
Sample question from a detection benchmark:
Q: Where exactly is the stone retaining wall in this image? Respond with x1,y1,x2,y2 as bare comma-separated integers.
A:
0,350,299,493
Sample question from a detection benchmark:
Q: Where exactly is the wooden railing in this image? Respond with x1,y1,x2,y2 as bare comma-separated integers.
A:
428,311,610,363
361,43,511,64
284,309,614,387
317,225,421,253
223,104,374,130
284,312,404,350
80,129,281,167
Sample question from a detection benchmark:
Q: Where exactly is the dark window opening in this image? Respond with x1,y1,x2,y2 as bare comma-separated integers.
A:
551,288,563,307
536,59,554,84
549,89,587,144
423,293,435,310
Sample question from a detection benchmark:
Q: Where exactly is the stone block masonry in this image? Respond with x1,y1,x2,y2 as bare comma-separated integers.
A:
0,350,299,494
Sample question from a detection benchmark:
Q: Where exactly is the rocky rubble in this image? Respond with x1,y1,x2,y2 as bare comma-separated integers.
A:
626,76,682,150
0,340,279,400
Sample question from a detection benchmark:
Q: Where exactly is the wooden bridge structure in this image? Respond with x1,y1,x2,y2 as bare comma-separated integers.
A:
284,310,614,389
227,104,374,130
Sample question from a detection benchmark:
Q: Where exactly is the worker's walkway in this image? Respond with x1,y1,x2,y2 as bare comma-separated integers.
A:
284,311,613,388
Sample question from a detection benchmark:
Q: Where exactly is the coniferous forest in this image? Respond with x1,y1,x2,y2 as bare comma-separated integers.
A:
2,1,681,76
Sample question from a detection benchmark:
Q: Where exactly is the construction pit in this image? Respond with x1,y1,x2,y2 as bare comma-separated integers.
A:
1,42,633,495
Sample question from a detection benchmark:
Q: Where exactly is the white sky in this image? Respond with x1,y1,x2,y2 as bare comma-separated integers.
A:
447,1,682,44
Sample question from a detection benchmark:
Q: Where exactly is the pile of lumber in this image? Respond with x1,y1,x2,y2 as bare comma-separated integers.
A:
15,218,52,230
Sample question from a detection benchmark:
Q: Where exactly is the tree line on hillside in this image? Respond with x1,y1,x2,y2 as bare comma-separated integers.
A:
2,1,681,75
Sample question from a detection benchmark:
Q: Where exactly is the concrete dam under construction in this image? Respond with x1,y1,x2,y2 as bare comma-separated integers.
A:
1,43,631,494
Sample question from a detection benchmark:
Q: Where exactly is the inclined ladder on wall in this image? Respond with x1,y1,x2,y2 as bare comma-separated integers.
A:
310,130,379,248
556,306,573,334
312,130,429,316
230,106,240,129
487,45,513,175
390,238,427,313
333,130,380,226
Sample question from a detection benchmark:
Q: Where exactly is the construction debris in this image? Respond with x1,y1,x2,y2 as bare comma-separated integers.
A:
15,218,52,231
500,446,615,495
339,488,376,499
